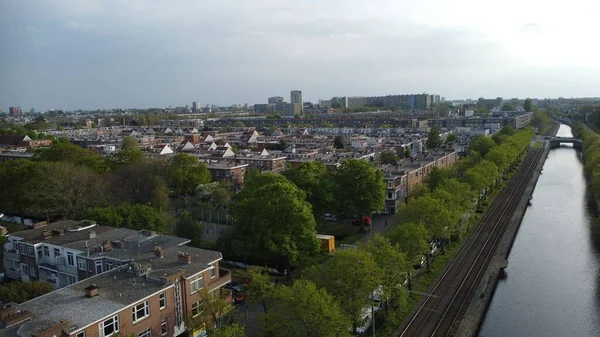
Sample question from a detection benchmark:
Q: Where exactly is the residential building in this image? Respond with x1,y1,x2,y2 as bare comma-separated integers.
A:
427,111,534,130
477,97,503,110
207,162,248,190
0,227,230,337
0,135,52,148
9,107,21,118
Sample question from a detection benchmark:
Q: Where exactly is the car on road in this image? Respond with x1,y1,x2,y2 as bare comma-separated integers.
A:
323,214,337,222
225,281,244,293
352,216,372,226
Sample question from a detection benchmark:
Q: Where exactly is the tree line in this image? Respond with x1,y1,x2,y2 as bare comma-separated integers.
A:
0,137,211,235
573,123,600,203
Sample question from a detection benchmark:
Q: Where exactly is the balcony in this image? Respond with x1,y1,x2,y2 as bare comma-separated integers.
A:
5,268,21,280
208,268,232,291
4,250,19,261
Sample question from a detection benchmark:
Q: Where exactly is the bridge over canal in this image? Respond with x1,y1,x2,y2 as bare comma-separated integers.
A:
549,137,582,149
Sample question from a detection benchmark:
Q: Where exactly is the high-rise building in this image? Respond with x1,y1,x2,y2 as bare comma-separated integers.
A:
268,96,284,104
30,108,35,114
9,107,21,117
290,90,303,110
192,101,200,112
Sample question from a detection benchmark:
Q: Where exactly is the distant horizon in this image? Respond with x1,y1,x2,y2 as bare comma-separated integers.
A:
3,95,600,114
2,1,599,111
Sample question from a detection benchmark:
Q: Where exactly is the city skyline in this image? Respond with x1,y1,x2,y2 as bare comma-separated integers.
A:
1,0,599,111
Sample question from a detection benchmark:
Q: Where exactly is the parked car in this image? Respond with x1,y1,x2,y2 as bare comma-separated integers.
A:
413,255,427,269
225,281,244,293
323,213,337,222
351,305,381,335
352,216,372,226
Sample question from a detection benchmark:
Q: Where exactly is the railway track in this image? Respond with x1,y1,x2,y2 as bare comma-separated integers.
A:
396,147,544,337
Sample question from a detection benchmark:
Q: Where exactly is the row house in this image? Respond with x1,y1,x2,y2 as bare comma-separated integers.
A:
206,162,249,191
1,246,230,337
3,221,192,289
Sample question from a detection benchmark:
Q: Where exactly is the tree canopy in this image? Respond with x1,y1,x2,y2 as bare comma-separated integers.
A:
469,134,496,157
523,98,533,112
282,161,333,217
378,150,398,165
306,248,381,333
168,154,211,196
229,173,320,264
426,127,442,149
332,159,386,222
258,280,351,337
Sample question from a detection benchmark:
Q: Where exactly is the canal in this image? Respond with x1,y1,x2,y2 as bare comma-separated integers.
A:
479,124,600,336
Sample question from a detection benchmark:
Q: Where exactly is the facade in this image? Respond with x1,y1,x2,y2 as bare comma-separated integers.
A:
192,102,200,112
207,162,248,190
9,107,21,117
477,97,503,110
427,112,534,130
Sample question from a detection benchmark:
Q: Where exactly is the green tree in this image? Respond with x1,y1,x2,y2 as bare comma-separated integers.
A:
387,222,429,266
77,203,168,233
469,134,496,157
36,141,110,173
530,110,550,130
397,194,460,242
230,173,320,264
282,161,333,216
502,103,515,111
0,160,40,222
426,167,446,190
426,127,442,149
463,160,500,193
186,288,234,336
306,249,381,334
175,211,204,246
120,136,139,151
523,98,533,112
434,179,476,213
404,147,411,158
258,280,351,337
331,160,386,225
378,150,398,165
445,133,457,143
0,281,53,303
33,162,109,219
333,135,345,149
168,154,211,196
361,234,408,304
245,267,276,313
108,149,146,168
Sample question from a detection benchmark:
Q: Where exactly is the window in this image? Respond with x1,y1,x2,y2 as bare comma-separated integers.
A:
27,246,34,257
190,276,204,293
37,248,42,259
19,244,26,255
106,261,113,271
95,261,103,274
44,246,49,256
78,259,87,271
191,301,201,317
76,331,86,337
29,267,36,277
138,328,151,337
210,266,216,279
160,320,168,335
159,293,166,309
67,252,75,266
21,265,29,275
131,301,150,323
99,315,119,337
68,275,77,284
54,248,60,258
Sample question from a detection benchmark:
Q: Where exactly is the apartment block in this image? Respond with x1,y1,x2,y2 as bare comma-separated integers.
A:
1,222,230,337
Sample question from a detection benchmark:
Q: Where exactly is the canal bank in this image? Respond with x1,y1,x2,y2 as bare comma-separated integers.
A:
476,124,600,337
455,126,558,336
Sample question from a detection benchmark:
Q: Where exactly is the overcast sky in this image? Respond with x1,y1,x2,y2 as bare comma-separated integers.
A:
1,0,599,111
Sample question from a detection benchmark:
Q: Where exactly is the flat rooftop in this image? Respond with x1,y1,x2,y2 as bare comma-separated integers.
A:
16,245,221,336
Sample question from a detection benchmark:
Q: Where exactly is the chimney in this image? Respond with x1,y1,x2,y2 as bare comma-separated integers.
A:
88,230,97,239
85,284,99,298
154,246,164,258
177,252,191,264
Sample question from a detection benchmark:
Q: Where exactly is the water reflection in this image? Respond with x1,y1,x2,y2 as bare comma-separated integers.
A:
479,125,600,337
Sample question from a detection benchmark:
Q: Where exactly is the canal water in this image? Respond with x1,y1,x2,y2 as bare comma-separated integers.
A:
479,124,600,336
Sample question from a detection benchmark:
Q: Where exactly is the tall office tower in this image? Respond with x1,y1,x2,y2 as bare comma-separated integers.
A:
192,101,200,112
290,90,303,107
9,107,21,117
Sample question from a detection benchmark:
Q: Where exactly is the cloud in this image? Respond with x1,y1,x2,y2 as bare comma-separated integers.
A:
1,0,599,110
